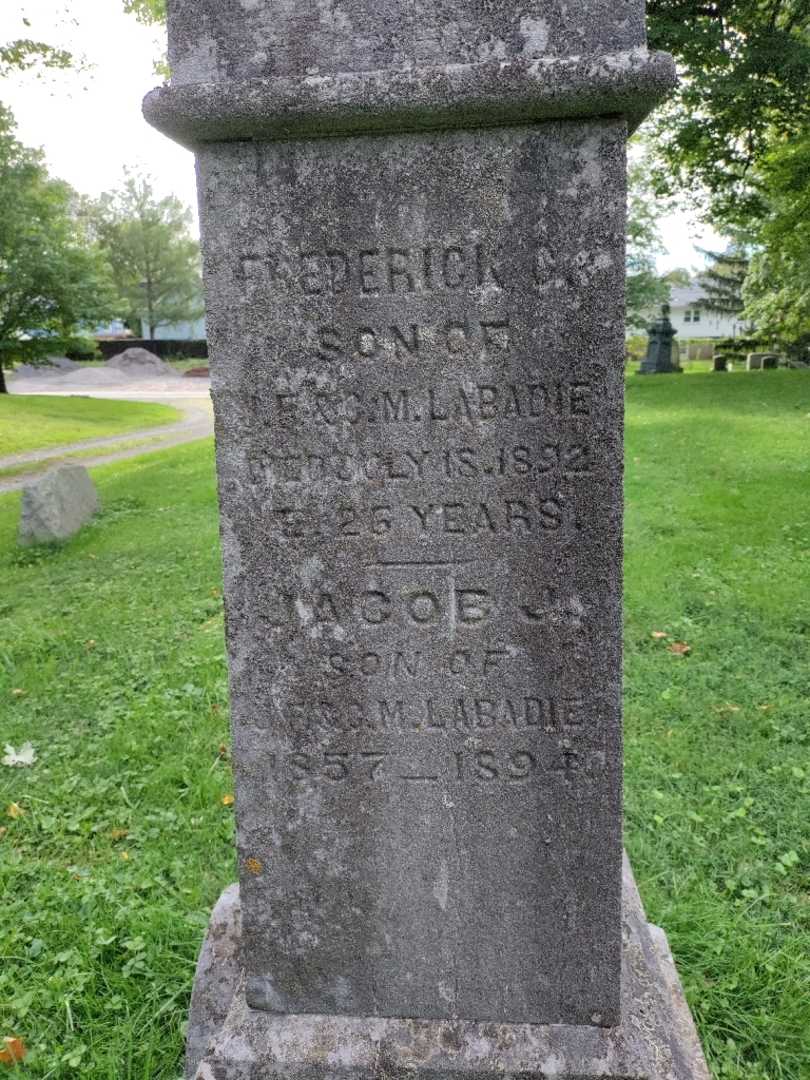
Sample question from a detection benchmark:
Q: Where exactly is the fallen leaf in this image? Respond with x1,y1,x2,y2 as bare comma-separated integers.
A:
221,794,235,807
218,743,229,759
120,850,130,861
245,857,263,875
713,703,740,715
85,639,96,650
651,631,668,640
759,703,773,712
110,828,129,842
6,804,24,819
0,1036,27,1064
2,742,37,768
668,642,691,656
10,689,26,698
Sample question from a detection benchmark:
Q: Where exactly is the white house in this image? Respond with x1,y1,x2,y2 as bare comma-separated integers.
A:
139,315,207,341
664,285,748,341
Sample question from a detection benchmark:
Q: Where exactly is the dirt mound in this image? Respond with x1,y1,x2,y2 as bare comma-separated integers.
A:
13,356,79,378
107,347,177,378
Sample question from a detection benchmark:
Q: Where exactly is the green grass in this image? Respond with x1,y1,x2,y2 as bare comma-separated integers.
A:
0,372,808,1077
0,396,180,458
0,437,165,481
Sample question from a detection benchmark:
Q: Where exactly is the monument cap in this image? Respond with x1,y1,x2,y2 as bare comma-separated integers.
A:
145,1,676,146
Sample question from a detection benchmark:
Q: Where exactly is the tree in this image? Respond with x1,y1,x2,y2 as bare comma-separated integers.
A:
0,106,117,393
698,246,749,316
626,159,668,330
646,2,810,228
91,174,202,340
661,267,692,288
742,134,810,356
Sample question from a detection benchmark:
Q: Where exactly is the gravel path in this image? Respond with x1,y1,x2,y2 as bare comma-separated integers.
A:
1,375,215,494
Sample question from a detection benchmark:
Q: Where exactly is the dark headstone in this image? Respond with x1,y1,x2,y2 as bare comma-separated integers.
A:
145,3,708,1078
713,354,729,372
639,303,682,374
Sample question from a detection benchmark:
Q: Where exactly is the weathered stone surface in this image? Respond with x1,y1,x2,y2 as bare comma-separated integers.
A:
185,884,241,1078
18,464,99,545
198,118,625,1027
144,48,676,147
145,1,707,1077
166,0,649,83
186,857,711,1080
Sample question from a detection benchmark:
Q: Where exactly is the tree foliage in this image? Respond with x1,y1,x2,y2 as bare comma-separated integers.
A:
91,174,202,340
122,0,166,25
0,107,117,392
698,246,749,315
742,135,810,355
646,1,810,227
626,158,668,329
0,38,72,77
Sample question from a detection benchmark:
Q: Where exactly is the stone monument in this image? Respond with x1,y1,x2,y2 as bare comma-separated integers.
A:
639,303,681,374
145,3,710,1077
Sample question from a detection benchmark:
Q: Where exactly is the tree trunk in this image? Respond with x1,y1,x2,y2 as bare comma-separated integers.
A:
0,364,8,395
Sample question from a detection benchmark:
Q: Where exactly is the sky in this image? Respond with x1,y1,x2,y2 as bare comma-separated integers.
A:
0,0,724,271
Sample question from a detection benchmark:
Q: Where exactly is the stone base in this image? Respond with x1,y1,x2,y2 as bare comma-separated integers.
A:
186,856,710,1080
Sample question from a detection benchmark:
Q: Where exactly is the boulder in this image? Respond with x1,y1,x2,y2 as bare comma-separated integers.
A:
107,347,176,377
18,465,99,546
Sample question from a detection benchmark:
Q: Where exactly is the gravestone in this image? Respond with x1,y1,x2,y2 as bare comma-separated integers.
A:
713,354,729,372
747,352,779,371
18,464,99,546
639,303,681,374
145,3,709,1078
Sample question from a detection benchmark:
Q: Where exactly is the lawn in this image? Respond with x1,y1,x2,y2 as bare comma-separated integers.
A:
0,371,808,1078
0,396,180,458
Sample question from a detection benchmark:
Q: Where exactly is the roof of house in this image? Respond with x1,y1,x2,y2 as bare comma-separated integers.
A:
669,284,707,308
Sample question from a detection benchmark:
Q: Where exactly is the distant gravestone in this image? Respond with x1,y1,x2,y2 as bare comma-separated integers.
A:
639,304,681,374
747,352,779,371
145,2,710,1079
18,465,99,545
714,354,729,372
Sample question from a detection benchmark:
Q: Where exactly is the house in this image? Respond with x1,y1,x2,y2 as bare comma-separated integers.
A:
139,315,207,341
663,285,749,341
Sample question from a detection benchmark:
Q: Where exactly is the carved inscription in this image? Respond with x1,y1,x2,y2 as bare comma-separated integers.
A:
252,229,606,802
268,379,593,425
266,746,607,785
299,241,505,296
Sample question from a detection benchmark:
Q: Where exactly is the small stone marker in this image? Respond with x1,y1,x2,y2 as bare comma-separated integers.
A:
18,464,99,546
145,3,710,1078
639,303,682,374
713,354,729,372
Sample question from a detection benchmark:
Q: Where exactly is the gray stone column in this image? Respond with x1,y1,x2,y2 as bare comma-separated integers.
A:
145,4,709,1078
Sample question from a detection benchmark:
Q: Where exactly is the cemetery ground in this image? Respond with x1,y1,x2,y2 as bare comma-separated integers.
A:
0,371,808,1079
